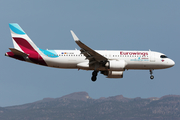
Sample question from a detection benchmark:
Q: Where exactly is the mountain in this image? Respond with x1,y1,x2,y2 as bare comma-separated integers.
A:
0,92,180,120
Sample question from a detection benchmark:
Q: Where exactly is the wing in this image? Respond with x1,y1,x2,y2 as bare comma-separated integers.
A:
70,30,108,64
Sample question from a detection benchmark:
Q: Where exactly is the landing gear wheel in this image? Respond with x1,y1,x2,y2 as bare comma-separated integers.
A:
91,71,98,82
149,70,154,80
91,76,97,82
92,71,98,76
150,75,154,80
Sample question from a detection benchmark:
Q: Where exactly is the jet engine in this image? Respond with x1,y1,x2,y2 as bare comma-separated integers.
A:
105,60,126,71
101,71,123,78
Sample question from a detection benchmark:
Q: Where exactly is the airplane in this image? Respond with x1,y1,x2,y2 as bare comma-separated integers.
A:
5,23,175,82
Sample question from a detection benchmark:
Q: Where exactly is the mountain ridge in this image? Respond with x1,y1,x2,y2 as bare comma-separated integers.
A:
1,92,180,120
35,92,180,103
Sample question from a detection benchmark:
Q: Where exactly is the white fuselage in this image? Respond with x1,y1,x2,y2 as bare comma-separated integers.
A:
39,50,174,70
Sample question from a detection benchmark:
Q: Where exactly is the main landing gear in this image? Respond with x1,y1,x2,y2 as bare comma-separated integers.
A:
150,70,154,80
91,71,98,82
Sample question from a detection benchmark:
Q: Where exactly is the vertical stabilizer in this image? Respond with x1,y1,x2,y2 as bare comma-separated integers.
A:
8,23,47,66
9,23,39,52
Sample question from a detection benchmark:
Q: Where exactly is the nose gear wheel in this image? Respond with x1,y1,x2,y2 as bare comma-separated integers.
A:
149,70,154,80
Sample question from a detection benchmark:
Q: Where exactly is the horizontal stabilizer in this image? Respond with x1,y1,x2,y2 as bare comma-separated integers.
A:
9,48,28,56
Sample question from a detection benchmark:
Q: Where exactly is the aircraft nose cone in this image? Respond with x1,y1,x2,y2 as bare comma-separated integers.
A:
169,59,175,67
172,60,175,66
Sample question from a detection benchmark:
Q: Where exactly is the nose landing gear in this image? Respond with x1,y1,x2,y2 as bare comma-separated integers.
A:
150,70,154,79
91,71,98,82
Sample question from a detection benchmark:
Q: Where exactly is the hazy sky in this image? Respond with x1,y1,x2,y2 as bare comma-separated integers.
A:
1,0,179,107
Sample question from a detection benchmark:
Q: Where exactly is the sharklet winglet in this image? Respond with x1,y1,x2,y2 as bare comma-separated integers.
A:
70,30,79,41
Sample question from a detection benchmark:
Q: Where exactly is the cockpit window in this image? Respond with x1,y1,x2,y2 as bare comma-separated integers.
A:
160,55,168,58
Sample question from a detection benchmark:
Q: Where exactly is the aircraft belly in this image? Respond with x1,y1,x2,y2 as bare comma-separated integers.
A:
44,57,87,69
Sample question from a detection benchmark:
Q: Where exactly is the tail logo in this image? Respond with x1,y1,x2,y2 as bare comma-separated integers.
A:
9,23,25,35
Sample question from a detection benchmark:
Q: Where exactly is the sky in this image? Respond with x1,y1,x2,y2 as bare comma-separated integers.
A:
0,0,179,107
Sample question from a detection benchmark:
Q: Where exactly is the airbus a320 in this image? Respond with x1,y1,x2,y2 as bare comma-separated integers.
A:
5,23,175,81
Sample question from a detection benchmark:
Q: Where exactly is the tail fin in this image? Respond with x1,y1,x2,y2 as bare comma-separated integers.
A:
9,23,39,53
8,23,47,66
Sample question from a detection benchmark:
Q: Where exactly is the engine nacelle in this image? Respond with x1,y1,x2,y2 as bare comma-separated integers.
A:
101,71,123,78
105,60,126,71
